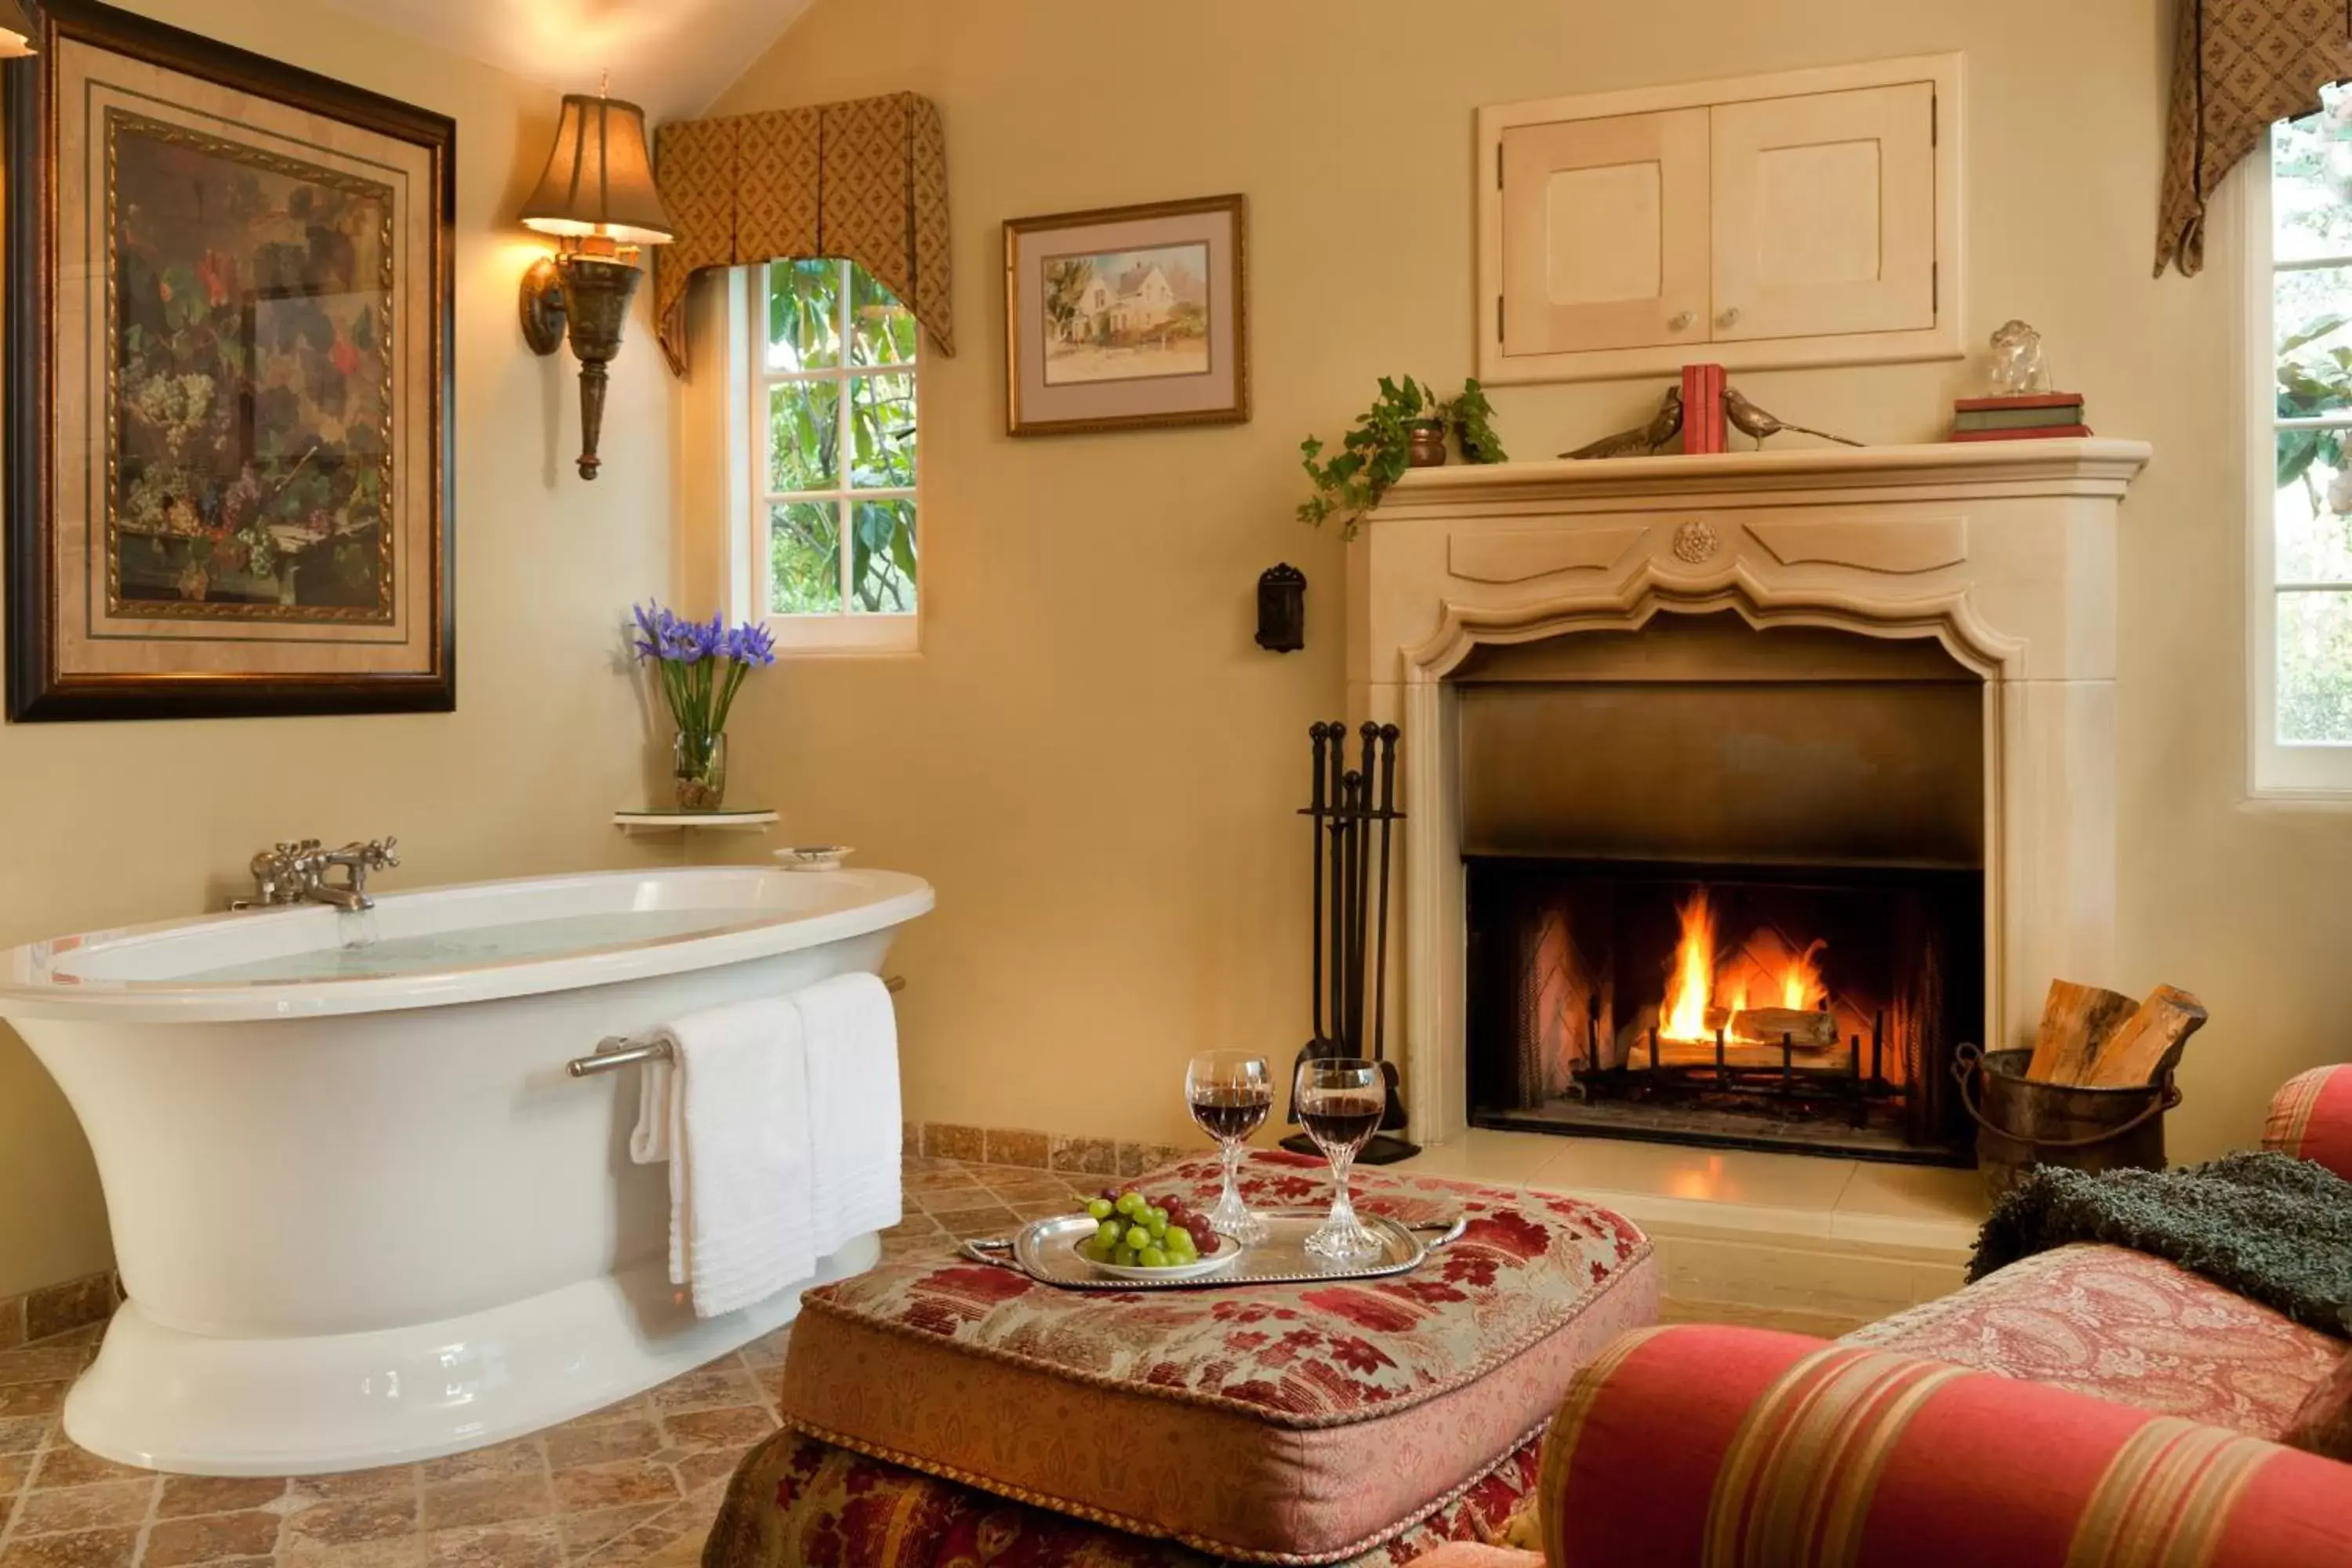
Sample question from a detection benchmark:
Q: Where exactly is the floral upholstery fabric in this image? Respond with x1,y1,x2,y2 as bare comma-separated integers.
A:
767,1153,1657,1564
1846,1242,2341,1438
702,1428,1548,1568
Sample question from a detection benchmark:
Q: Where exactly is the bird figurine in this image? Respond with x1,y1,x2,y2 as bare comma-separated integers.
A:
1560,387,1683,459
1722,387,1863,449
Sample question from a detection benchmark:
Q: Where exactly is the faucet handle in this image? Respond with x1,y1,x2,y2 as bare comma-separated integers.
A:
369,837,400,870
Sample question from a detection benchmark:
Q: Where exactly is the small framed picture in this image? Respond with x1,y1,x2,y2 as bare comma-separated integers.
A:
1004,193,1248,437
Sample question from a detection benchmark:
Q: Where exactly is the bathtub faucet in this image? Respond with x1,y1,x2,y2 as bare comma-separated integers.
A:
234,837,400,912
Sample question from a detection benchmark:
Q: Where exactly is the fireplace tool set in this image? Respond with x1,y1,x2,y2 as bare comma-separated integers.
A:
1283,721,1417,1164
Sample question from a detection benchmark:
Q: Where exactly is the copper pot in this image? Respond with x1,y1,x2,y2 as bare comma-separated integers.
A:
1406,418,1448,467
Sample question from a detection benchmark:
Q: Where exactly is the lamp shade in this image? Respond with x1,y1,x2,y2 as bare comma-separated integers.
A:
0,0,38,58
520,93,673,247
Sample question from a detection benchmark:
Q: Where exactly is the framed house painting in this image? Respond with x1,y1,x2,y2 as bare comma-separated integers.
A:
1004,193,1248,437
5,0,456,720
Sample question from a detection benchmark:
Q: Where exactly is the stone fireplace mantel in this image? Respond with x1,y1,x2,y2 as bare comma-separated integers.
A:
1345,438,2152,1147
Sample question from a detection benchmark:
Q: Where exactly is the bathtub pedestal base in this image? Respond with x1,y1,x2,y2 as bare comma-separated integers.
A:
62,1235,880,1477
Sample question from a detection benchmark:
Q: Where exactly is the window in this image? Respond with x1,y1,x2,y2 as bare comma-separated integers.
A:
752,259,919,651
2252,93,2352,791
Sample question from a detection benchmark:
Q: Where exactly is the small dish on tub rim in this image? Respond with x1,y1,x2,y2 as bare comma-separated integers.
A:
774,845,854,872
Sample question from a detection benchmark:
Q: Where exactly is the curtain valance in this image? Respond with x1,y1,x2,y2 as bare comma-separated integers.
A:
2159,0,2352,275
652,92,953,376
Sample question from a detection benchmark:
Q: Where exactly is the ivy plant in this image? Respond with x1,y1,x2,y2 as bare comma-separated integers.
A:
1298,376,1508,539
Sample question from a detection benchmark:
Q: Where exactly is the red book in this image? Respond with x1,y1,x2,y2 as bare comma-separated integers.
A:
1947,423,2094,441
1681,363,1726,453
1952,392,2084,412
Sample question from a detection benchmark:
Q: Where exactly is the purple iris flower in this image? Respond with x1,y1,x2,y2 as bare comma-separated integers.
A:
629,601,778,738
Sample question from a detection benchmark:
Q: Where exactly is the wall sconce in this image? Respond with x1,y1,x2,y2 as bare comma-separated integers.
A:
0,0,40,56
518,87,673,481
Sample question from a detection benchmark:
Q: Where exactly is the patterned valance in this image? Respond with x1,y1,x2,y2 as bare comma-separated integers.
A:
652,92,953,376
2158,0,2352,275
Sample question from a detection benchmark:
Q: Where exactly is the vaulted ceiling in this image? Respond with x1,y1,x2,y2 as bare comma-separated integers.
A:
326,0,816,122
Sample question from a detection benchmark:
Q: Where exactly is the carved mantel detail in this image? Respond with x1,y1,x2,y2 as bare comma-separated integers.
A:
1345,439,2153,1145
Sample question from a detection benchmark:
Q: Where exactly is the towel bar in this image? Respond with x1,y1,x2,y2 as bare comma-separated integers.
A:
566,975,906,1078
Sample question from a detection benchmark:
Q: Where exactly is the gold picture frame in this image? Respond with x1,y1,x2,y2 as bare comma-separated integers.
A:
1004,194,1249,437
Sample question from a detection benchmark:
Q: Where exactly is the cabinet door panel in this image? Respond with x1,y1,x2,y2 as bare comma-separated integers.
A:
1711,82,1936,341
1501,107,1709,356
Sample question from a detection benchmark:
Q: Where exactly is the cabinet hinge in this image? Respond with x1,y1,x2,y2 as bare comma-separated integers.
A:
1933,261,1940,312
1496,144,1504,190
1930,94,1938,147
1497,295,1505,342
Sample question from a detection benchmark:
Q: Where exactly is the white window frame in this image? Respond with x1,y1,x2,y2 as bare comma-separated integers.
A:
725,259,921,655
2246,125,2352,795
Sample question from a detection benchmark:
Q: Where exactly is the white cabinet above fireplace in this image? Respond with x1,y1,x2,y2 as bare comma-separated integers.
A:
1479,56,1962,384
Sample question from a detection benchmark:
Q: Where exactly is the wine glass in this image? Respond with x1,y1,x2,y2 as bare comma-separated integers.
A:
1294,1058,1385,1261
1185,1052,1272,1245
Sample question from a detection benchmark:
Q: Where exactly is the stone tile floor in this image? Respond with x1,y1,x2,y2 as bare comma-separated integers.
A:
0,1157,1096,1568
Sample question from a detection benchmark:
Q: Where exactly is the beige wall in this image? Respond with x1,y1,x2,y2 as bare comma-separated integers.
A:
712,0,2352,1163
0,0,678,1298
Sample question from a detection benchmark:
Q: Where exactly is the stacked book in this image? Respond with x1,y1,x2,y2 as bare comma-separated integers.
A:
1950,392,2089,442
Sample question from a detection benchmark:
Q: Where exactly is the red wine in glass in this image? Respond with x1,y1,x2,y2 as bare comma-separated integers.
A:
1295,1059,1385,1261
1297,1093,1382,1152
1189,1085,1274,1142
1185,1054,1272,1244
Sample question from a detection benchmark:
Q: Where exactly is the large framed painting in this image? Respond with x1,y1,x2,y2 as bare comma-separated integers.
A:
5,0,456,720
1004,194,1248,437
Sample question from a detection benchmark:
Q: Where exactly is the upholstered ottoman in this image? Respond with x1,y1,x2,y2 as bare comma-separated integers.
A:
706,1151,1657,1566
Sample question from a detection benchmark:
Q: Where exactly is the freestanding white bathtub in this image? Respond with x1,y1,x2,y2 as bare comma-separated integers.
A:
0,865,934,1476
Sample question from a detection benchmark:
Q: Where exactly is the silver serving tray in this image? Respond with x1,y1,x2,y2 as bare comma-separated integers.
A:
963,1208,1466,1290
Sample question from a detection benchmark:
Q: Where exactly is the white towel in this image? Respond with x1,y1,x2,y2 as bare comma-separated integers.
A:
629,996,815,1319
793,972,904,1254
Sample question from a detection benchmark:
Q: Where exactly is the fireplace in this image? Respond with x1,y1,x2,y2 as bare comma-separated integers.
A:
1455,614,1983,1161
1344,438,2150,1163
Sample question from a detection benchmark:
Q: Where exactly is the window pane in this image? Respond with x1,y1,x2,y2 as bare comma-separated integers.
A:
769,502,843,614
848,499,916,614
2276,267,2352,417
849,372,917,488
2276,432,2352,581
849,267,917,366
767,260,843,372
2278,589,2352,741
2274,93,2352,263
768,383,840,492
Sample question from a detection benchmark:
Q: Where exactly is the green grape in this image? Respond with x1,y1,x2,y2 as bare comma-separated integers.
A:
1087,1198,1114,1221
1139,1247,1168,1269
1096,1220,1123,1248
1115,1192,1145,1218
1083,1239,1109,1261
1124,1225,1152,1251
1167,1229,1197,1258
1144,1213,1167,1239
1113,1245,1138,1266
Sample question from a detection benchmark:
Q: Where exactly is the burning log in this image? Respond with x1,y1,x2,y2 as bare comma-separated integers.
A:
2026,980,2138,1084
1729,1007,1838,1051
2080,985,2207,1087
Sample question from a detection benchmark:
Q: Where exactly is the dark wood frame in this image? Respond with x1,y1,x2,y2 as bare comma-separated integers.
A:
1003,193,1250,437
5,0,457,721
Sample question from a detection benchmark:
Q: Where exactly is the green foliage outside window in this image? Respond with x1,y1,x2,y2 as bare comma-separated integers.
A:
764,260,919,617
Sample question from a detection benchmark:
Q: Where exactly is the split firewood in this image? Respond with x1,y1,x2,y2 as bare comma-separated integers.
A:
1730,1007,1838,1051
2082,985,2207,1087
2026,980,2137,1083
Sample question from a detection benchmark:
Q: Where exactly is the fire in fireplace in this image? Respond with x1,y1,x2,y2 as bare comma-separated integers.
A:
1454,612,1987,1164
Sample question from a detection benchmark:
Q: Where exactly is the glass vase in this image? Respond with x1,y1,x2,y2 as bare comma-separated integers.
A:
673,731,728,811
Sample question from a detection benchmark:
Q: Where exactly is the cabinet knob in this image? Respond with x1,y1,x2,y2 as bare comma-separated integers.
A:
1668,310,1696,332
1716,307,1744,329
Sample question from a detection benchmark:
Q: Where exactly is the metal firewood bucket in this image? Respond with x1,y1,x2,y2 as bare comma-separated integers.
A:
1955,1044,2181,1204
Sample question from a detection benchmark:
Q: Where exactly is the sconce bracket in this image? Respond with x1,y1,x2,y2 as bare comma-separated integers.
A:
520,256,568,356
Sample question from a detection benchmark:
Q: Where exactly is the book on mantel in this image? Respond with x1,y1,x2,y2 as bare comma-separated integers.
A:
1950,391,2089,441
